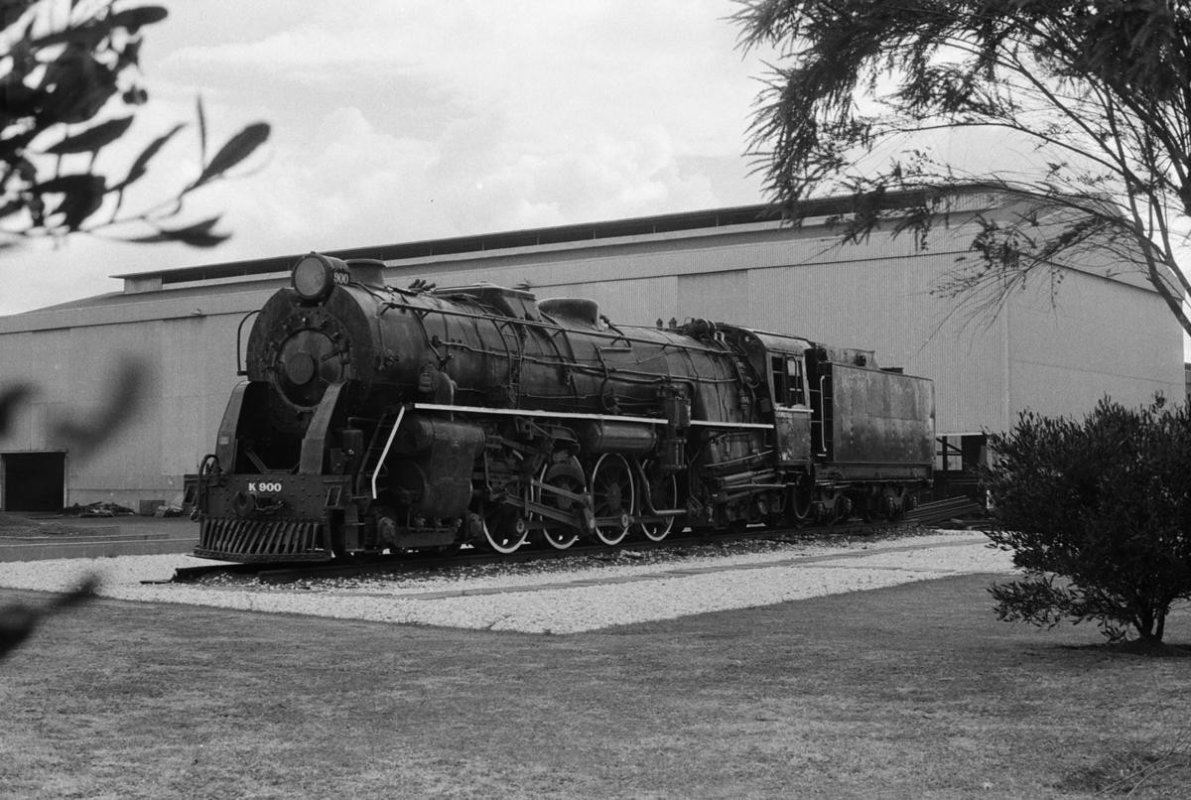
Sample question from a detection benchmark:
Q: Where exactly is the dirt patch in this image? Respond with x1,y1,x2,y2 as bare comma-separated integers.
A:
1056,745,1191,796
0,513,94,538
1061,639,1191,658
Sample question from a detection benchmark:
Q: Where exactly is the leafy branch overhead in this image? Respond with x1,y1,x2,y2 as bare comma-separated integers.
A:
1,1,270,248
735,0,1191,337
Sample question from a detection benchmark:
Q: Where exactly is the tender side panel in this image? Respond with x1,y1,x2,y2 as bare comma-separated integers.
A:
827,364,934,479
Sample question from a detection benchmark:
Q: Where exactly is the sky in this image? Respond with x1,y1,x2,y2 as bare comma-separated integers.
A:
1,0,780,315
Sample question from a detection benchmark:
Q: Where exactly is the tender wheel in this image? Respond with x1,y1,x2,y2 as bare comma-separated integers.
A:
636,468,678,542
820,490,852,525
481,504,527,554
590,453,633,546
883,486,906,521
535,461,583,550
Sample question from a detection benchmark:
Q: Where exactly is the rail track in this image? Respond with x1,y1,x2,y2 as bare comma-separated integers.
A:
166,496,986,586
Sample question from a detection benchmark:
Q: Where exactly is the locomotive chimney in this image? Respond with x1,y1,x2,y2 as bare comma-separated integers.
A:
346,258,386,287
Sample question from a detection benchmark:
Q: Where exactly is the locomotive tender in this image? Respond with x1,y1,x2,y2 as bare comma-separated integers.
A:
194,252,934,562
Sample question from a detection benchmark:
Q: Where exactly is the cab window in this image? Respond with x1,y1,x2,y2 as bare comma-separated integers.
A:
771,355,806,406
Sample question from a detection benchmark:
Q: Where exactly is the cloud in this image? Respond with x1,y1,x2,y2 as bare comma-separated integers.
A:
1,2,769,315
431,124,720,232
157,0,765,157
213,106,723,250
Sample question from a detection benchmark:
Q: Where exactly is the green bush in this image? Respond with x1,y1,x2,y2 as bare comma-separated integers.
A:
983,397,1191,644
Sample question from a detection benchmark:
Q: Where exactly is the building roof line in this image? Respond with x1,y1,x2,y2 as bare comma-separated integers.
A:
112,204,785,287
112,187,982,288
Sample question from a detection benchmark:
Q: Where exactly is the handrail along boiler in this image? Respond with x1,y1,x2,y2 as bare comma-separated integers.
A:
194,252,934,562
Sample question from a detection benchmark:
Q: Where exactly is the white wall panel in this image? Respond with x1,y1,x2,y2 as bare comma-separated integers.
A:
1006,269,1184,419
537,276,679,328
677,270,750,321
743,246,1010,435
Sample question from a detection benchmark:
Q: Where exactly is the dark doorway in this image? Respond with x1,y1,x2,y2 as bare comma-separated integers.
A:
933,434,987,502
2,452,66,512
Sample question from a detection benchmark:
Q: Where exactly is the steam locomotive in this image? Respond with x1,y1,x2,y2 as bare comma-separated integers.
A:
194,252,934,563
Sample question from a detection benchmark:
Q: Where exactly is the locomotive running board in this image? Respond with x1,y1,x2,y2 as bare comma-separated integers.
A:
413,402,773,430
413,402,666,425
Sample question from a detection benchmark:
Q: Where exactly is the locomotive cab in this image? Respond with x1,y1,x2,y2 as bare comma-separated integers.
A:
716,327,815,471
768,352,814,469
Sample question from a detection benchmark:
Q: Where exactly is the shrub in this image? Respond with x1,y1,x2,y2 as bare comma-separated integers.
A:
983,397,1191,644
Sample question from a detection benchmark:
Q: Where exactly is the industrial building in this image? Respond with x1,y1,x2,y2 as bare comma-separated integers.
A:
0,188,1182,512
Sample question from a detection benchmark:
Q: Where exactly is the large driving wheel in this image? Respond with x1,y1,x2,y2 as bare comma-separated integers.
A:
636,465,679,542
535,460,584,550
590,453,633,546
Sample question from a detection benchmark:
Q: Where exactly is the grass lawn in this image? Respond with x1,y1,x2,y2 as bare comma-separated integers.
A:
1,573,1188,799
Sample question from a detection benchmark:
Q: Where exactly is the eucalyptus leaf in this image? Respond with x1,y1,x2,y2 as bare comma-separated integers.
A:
190,122,270,189
44,116,134,156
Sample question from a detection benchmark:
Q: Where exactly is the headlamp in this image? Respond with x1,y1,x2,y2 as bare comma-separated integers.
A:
292,252,348,302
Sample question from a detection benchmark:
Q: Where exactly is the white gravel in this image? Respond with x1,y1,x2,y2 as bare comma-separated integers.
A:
0,532,1015,634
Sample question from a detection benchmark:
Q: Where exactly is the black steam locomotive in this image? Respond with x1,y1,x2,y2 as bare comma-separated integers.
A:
194,252,933,562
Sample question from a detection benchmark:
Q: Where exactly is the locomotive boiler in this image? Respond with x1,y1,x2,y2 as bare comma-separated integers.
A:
194,252,934,562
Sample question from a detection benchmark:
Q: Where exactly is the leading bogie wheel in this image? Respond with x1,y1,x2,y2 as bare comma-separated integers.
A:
481,504,527,554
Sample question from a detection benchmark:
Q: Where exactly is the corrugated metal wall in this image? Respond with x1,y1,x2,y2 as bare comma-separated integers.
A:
1006,271,1180,419
0,288,267,509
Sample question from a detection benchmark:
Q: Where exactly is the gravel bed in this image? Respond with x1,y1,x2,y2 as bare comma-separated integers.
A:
0,530,1015,634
